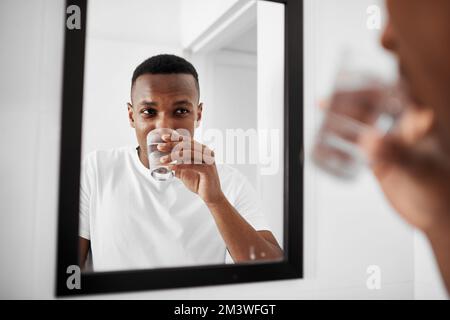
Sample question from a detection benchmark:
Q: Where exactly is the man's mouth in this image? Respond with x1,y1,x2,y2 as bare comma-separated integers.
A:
397,62,421,106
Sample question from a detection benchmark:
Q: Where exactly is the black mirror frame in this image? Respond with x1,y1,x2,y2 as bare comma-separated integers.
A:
56,0,303,296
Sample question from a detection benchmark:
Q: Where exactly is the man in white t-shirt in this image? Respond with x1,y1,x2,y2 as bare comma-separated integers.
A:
79,54,283,271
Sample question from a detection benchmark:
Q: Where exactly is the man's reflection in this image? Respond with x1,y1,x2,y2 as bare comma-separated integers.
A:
79,54,283,271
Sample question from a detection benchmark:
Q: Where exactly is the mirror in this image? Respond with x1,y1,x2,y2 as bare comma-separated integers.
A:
57,0,302,295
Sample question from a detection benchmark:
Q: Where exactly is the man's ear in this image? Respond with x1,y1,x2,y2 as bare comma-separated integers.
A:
127,103,135,128
196,103,203,128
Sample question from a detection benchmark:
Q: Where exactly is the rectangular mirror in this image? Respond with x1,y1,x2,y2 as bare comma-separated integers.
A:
57,0,303,296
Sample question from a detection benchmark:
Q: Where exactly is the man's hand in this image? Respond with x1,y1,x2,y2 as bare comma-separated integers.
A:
156,130,283,263
157,131,225,206
360,106,450,233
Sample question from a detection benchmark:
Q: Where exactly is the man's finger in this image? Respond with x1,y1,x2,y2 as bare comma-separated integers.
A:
161,131,183,143
156,141,180,152
359,129,433,180
317,98,330,110
160,141,214,163
169,163,211,175
161,149,214,165
157,139,199,152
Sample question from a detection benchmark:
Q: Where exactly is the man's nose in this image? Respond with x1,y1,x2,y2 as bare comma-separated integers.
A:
380,19,396,52
154,114,173,130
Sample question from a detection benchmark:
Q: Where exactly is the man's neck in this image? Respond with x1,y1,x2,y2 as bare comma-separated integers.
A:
136,146,149,169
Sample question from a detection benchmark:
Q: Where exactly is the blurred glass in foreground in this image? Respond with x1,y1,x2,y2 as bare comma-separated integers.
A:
312,50,405,179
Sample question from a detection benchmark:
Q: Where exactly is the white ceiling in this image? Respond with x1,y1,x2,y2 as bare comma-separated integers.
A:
86,0,256,55
223,25,257,54
86,0,181,46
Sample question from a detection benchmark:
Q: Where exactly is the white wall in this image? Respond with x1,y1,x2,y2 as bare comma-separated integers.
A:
256,0,285,248
86,0,181,45
0,0,446,299
180,0,242,48
82,0,183,157
0,0,64,299
196,51,258,184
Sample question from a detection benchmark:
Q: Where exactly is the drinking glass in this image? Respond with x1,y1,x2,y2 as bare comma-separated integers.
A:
147,131,174,181
312,51,405,179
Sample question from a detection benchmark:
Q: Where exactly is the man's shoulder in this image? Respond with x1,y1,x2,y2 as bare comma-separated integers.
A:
82,146,135,169
216,164,259,208
216,163,248,187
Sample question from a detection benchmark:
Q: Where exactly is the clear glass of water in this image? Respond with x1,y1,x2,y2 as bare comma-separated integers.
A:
147,131,174,181
312,51,405,179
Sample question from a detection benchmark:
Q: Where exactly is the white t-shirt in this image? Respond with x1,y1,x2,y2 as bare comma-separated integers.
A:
79,146,270,272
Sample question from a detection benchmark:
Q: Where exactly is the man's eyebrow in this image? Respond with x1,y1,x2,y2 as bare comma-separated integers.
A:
173,100,193,106
139,100,157,107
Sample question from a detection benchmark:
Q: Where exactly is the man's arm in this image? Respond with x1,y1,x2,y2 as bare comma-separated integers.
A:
426,222,450,294
207,196,283,263
161,133,283,263
79,237,90,271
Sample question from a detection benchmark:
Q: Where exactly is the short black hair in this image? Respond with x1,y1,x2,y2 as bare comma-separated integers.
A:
131,54,200,97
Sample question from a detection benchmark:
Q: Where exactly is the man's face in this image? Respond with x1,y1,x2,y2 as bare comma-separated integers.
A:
381,0,450,124
128,73,202,152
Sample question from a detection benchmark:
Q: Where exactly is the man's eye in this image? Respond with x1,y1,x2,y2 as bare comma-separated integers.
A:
175,108,189,115
143,109,156,116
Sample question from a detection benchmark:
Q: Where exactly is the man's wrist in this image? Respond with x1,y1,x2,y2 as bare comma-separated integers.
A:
205,192,228,211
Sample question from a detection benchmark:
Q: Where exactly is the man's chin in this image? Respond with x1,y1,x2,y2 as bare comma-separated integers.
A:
399,71,425,109
405,86,426,109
